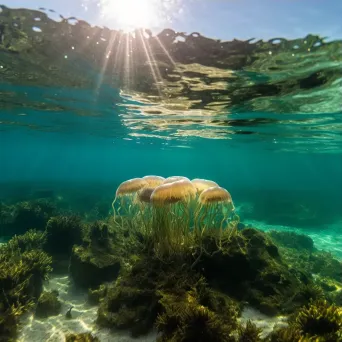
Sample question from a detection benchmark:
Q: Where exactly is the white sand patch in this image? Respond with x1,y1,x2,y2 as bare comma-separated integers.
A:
239,307,288,338
18,275,157,342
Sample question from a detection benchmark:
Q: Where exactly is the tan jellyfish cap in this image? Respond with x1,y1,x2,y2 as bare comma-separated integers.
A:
191,178,219,194
151,179,196,205
116,178,148,197
138,187,155,203
198,186,232,204
163,176,190,185
142,175,165,187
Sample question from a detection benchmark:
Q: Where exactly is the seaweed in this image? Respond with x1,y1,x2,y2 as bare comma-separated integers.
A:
35,290,61,318
237,320,263,342
45,215,84,256
0,199,56,237
193,228,301,315
0,239,52,338
156,290,237,342
294,299,342,341
268,230,314,251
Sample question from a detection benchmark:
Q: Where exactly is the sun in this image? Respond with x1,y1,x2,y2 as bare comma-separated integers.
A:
100,0,163,31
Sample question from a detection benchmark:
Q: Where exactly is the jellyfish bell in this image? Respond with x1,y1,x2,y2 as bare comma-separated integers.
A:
138,187,155,203
151,179,196,205
163,176,190,185
198,186,232,205
191,178,219,194
116,178,148,197
142,175,165,187
112,178,149,218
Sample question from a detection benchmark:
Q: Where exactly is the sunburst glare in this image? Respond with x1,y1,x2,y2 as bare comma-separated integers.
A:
100,0,171,31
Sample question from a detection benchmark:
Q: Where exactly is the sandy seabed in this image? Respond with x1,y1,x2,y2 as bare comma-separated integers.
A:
17,274,288,342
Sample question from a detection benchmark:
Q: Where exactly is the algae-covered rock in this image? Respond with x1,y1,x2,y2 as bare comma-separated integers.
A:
156,287,238,342
45,215,84,256
6,229,47,252
65,332,99,342
35,290,62,318
0,306,21,342
294,299,342,341
97,279,158,337
194,228,301,315
268,230,314,251
88,284,108,306
69,221,121,288
0,239,52,339
0,199,56,236
69,245,120,288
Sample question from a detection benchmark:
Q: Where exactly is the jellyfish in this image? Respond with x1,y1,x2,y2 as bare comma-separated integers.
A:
195,186,235,241
135,186,156,233
142,175,165,187
191,178,219,195
150,180,197,256
111,178,148,220
138,187,155,203
151,179,196,205
163,176,190,185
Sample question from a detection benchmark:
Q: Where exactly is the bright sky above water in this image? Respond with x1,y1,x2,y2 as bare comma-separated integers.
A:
2,0,342,40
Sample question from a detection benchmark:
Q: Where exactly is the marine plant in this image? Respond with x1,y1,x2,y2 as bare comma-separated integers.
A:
267,326,301,342
35,290,62,318
237,320,263,342
156,289,237,342
6,229,47,252
45,215,84,256
294,299,342,341
0,199,57,236
0,238,53,339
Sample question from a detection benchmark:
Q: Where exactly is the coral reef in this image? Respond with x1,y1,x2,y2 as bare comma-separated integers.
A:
267,231,342,283
45,215,84,256
0,199,56,236
6,229,47,252
0,236,52,338
268,230,314,251
156,282,239,342
69,221,123,288
35,290,62,318
69,244,120,288
88,284,108,306
193,228,301,315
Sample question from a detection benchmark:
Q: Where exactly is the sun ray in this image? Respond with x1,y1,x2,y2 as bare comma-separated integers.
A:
137,29,164,96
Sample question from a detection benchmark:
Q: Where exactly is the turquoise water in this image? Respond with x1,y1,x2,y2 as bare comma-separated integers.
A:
1,5,342,342
1,91,341,229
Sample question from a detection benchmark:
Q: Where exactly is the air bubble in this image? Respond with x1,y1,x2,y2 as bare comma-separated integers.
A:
32,26,42,32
